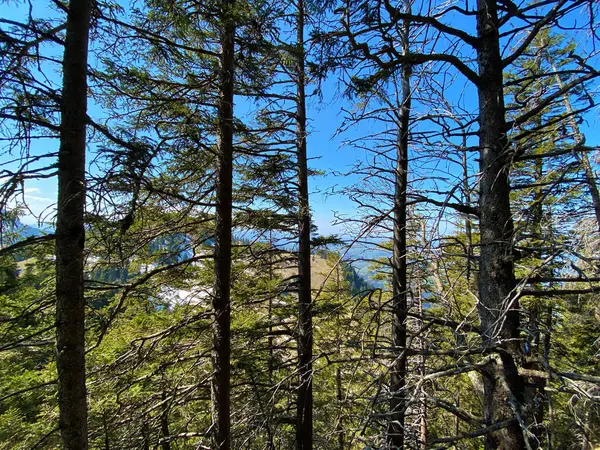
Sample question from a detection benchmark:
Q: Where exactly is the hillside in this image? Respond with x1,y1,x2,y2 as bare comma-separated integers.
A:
276,251,370,294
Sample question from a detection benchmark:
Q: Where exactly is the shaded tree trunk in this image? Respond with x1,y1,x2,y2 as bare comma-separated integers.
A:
161,390,171,450
211,0,235,447
336,266,344,450
103,412,110,450
475,0,526,448
142,421,150,450
389,6,411,449
295,0,313,447
462,135,475,285
543,305,554,448
267,234,276,450
416,253,427,450
336,367,344,450
55,1,92,448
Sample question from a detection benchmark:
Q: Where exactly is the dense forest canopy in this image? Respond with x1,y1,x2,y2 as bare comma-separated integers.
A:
1,0,600,449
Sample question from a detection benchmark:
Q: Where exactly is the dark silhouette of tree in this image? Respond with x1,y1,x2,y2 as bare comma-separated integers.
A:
294,0,313,448
55,0,93,448
211,0,236,447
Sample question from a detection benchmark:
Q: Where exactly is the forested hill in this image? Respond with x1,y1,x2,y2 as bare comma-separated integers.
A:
85,233,371,296
277,249,371,295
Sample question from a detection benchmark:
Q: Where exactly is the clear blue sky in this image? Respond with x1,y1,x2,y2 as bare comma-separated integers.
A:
2,0,599,239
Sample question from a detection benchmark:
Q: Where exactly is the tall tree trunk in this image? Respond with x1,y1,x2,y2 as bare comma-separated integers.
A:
295,0,313,448
459,133,487,404
543,305,554,449
336,266,344,450
415,247,427,450
267,232,276,450
389,6,411,449
543,48,600,233
336,367,344,450
211,0,235,447
524,55,547,445
475,1,526,448
528,156,547,444
462,135,474,285
55,1,92,448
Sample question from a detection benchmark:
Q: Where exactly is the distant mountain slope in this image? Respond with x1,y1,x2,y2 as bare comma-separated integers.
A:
277,251,371,295
2,220,41,239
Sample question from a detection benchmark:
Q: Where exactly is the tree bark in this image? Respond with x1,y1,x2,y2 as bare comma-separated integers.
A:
295,0,313,448
389,5,411,449
462,135,474,284
475,1,526,448
211,0,235,447
55,1,92,448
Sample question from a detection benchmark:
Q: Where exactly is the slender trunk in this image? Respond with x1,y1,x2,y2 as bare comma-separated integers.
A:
529,156,547,443
264,231,276,450
55,1,92,448
268,232,275,384
476,1,526,448
543,274,554,447
455,393,460,436
142,420,150,450
524,64,547,445
460,135,475,285
547,384,554,450
419,397,427,450
577,152,600,231
336,367,344,450
389,6,411,449
211,0,235,447
295,1,313,448
267,240,275,449
103,413,110,450
336,266,344,450
417,267,427,450
161,391,171,450
544,50,600,232
459,140,487,403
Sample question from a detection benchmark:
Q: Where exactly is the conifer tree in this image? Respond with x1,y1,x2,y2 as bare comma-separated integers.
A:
212,0,236,446
55,1,93,447
294,0,313,447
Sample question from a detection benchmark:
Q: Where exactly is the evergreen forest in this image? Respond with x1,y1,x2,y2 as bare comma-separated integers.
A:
1,0,600,448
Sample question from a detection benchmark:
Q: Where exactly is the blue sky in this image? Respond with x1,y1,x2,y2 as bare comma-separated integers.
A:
2,0,599,240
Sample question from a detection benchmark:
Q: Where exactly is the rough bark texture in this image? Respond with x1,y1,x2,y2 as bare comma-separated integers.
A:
211,0,235,447
295,0,313,448
475,1,526,448
55,1,92,448
388,7,411,449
